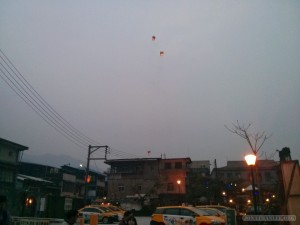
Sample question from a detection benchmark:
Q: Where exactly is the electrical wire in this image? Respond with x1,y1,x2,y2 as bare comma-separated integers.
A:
0,49,100,147
0,49,146,160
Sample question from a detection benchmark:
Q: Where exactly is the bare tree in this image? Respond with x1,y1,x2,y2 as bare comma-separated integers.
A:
225,120,272,156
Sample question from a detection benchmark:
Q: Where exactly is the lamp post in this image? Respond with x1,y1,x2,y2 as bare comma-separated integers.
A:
245,154,258,215
80,164,89,205
177,180,181,205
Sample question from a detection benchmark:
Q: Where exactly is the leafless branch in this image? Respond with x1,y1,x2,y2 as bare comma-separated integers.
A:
225,120,271,155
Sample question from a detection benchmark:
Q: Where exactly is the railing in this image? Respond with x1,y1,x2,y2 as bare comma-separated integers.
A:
11,217,64,225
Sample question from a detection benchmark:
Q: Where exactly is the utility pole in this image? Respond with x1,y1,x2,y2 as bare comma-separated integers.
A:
84,145,109,205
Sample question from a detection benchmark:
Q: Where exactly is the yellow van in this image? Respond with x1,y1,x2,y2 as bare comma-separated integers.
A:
150,206,225,225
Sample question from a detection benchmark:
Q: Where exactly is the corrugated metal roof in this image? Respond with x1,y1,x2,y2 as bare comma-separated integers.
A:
17,174,53,183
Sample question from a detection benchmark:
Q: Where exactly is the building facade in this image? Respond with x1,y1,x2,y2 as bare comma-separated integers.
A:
0,137,28,215
104,157,191,210
211,160,280,213
18,162,106,217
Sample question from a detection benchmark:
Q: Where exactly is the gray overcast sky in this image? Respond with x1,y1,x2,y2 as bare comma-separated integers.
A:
1,1,299,170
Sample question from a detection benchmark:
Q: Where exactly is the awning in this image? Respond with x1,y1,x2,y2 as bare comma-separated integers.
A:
244,185,259,191
17,174,53,183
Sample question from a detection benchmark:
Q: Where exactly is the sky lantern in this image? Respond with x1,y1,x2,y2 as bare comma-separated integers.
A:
152,36,156,41
160,51,164,56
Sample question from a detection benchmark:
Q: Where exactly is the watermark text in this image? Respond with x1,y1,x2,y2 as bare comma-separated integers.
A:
242,215,296,221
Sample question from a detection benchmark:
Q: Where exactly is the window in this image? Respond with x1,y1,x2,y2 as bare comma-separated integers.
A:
0,169,13,182
180,209,194,216
265,172,272,182
235,173,241,178
64,198,73,210
164,208,180,215
164,163,171,169
136,165,142,172
137,185,142,191
118,185,125,192
218,173,224,178
167,183,174,191
175,162,182,169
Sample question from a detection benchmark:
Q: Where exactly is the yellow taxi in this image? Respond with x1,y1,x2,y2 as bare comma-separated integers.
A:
103,205,125,221
150,206,225,225
78,205,118,224
195,207,226,222
195,205,231,214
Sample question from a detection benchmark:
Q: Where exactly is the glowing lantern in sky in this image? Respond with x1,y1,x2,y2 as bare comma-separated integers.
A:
152,36,156,41
160,51,164,56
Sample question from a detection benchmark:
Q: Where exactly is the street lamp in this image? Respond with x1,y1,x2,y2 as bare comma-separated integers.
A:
80,164,90,204
177,180,181,205
245,154,258,215
177,180,181,192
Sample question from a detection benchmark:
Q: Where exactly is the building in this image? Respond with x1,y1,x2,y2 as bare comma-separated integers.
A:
186,160,212,204
211,160,279,189
0,137,28,215
18,162,106,217
189,160,210,176
104,157,191,210
211,159,280,212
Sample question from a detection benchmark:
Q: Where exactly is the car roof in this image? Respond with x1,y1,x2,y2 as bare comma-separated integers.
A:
157,205,194,209
197,205,229,208
200,207,225,214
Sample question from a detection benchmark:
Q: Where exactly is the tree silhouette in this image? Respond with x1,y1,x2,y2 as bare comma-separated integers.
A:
225,120,271,156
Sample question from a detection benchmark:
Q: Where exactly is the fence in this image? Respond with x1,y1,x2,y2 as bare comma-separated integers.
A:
11,217,64,225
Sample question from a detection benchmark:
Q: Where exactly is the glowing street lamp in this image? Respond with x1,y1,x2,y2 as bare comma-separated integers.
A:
177,180,181,204
245,154,258,215
80,164,90,204
177,180,181,193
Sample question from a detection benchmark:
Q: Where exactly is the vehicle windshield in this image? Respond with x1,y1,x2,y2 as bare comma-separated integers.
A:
193,208,211,216
98,207,111,212
203,209,218,216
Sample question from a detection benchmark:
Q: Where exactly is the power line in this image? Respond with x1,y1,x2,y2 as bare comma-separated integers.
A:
0,50,96,148
0,49,100,146
0,64,89,148
107,147,143,159
0,49,146,160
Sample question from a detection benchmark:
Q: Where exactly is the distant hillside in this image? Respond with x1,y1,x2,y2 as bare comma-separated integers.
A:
20,152,108,173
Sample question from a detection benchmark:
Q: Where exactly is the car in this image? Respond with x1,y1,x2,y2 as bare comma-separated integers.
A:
196,205,231,214
195,207,226,222
91,205,122,222
78,206,118,224
101,205,126,221
150,205,225,225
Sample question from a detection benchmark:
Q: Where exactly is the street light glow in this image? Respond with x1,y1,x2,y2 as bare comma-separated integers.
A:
244,153,258,215
177,180,181,185
245,154,257,166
